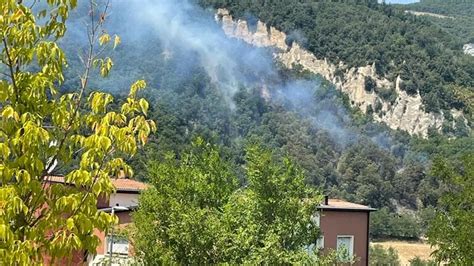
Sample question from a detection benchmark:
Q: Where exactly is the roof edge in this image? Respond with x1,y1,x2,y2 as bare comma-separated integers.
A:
98,206,138,213
317,206,377,212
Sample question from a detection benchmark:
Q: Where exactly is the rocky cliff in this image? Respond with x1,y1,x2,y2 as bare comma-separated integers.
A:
464,44,474,56
215,8,462,137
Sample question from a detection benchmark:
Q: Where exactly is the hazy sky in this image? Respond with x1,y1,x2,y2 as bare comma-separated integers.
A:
381,0,420,4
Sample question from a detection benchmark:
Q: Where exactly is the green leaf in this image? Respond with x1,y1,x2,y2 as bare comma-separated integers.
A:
99,33,111,46
139,98,149,115
113,35,121,49
129,80,147,97
66,218,75,230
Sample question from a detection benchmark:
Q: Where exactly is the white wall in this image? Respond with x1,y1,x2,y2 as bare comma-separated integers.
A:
109,193,139,208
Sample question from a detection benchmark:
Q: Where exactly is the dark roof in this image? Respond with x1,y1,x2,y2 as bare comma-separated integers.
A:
45,176,149,192
317,199,376,212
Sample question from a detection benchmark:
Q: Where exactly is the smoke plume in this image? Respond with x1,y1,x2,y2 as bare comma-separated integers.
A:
62,0,400,150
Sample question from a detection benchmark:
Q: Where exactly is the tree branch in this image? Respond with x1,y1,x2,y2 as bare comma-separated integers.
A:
3,38,19,103
30,0,112,225
41,0,112,181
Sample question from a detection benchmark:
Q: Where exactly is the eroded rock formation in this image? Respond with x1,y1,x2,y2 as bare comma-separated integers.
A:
464,44,474,56
215,8,458,137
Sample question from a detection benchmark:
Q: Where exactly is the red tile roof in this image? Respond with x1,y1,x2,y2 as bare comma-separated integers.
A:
45,176,149,192
318,198,376,211
110,178,149,191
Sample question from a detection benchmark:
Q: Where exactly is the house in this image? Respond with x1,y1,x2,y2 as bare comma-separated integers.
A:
43,177,374,265
315,196,376,266
44,176,148,265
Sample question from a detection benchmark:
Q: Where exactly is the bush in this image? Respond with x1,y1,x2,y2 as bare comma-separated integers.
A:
409,256,436,266
370,244,401,266
365,76,377,92
377,86,398,104
400,80,418,95
371,208,422,240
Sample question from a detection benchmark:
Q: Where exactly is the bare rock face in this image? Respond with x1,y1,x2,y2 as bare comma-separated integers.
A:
464,44,474,56
374,77,443,135
405,10,453,19
214,8,454,137
216,9,286,49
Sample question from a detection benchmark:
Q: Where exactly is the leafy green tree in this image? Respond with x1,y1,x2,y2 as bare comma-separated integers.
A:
0,1,155,263
133,140,326,264
393,163,425,208
132,138,237,264
337,142,396,209
369,244,401,266
220,144,322,264
370,207,421,240
427,154,474,264
364,76,377,92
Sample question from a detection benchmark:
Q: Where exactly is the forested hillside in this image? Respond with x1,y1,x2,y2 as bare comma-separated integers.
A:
201,0,474,123
56,0,473,241
402,0,474,43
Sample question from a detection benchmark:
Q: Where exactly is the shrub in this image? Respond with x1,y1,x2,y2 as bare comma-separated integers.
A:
365,76,377,92
369,244,401,266
409,256,436,266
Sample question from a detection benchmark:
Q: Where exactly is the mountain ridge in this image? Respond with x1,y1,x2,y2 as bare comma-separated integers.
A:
201,0,473,138
215,8,466,137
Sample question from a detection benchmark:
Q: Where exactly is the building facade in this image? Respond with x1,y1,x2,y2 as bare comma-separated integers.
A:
45,177,375,265
45,176,148,265
317,197,376,266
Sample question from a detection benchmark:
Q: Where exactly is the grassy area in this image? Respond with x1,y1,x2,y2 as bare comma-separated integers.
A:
371,240,434,265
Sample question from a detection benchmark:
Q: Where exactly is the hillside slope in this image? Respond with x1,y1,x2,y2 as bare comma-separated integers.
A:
57,0,473,241
201,0,473,137
402,0,474,43
215,8,447,137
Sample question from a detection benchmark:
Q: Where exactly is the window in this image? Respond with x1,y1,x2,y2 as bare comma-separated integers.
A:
311,212,320,227
316,236,324,249
336,235,354,261
105,235,129,255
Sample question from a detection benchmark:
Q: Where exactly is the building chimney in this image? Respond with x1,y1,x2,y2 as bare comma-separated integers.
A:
324,195,329,205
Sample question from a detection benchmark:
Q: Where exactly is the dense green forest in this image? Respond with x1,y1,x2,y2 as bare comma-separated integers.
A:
200,0,474,120
402,0,474,43
401,0,474,116
97,43,470,240
56,0,473,242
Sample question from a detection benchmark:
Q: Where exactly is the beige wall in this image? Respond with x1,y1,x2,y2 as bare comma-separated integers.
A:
109,193,139,208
